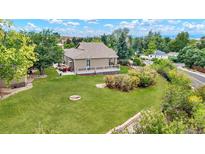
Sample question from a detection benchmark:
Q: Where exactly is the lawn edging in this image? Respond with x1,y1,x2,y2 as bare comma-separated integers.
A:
106,112,141,134
0,83,33,101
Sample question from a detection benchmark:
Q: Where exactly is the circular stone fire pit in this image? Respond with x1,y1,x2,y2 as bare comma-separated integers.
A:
69,95,81,101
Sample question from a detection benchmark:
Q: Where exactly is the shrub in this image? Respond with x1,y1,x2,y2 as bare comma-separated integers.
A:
129,67,157,87
152,59,175,81
104,75,115,88
134,110,187,134
130,76,140,88
119,75,133,92
104,74,140,92
133,57,144,66
134,110,168,134
168,70,191,88
188,103,205,133
196,86,205,101
119,59,129,66
162,85,193,121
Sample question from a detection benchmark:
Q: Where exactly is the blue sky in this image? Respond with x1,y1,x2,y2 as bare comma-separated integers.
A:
10,19,205,38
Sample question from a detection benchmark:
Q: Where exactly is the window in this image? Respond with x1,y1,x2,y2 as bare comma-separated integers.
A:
86,59,90,68
109,59,112,66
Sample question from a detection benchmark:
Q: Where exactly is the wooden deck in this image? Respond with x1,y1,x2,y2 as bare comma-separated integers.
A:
76,67,120,75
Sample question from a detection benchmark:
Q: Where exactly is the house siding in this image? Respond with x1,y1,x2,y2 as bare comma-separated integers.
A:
91,58,109,67
74,58,117,69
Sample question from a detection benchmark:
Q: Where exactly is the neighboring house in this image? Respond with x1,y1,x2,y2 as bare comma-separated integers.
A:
147,50,168,60
63,42,120,74
167,52,178,58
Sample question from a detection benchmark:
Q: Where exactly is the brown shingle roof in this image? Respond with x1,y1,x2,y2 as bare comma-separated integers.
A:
64,42,118,59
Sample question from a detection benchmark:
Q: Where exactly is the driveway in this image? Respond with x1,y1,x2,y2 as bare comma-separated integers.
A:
177,66,205,88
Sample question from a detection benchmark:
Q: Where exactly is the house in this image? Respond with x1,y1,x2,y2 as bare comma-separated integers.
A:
167,52,178,57
147,50,168,60
63,42,120,74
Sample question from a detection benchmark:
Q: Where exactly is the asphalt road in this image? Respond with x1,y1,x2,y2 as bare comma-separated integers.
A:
178,67,205,88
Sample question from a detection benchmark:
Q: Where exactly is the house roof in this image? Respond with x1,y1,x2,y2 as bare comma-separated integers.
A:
64,42,118,59
149,50,167,56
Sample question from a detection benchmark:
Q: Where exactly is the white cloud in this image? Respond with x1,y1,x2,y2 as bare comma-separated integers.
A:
27,22,37,28
63,22,80,26
23,22,41,31
47,19,63,24
104,24,114,28
140,19,159,26
168,20,181,24
119,21,136,29
84,19,98,24
182,22,205,30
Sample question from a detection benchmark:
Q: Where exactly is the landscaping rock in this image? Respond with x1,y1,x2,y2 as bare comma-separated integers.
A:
96,83,106,88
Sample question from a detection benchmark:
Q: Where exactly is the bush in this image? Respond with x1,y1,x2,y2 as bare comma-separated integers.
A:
104,74,140,92
104,75,115,88
152,59,191,88
133,57,144,66
119,59,129,66
188,103,205,133
162,85,193,121
196,86,205,101
134,110,187,134
152,59,175,81
168,70,191,88
129,67,157,87
134,110,168,134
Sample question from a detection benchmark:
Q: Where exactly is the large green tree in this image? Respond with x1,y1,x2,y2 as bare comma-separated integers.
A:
101,28,133,59
168,32,190,52
145,38,157,55
0,20,36,97
178,45,205,68
116,29,133,59
27,30,63,75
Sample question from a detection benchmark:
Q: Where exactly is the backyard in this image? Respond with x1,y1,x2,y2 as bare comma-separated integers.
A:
0,67,168,133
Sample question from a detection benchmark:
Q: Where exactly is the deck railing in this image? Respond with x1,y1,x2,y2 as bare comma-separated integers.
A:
76,65,120,74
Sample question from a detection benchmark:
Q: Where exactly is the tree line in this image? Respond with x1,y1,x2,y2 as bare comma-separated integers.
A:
64,28,191,59
1,19,205,89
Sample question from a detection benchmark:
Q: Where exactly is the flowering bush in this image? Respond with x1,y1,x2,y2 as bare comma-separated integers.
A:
104,74,140,92
196,86,205,101
134,110,187,134
129,67,157,87
168,70,191,88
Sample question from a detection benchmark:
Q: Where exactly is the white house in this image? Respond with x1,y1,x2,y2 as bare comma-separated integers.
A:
147,50,168,60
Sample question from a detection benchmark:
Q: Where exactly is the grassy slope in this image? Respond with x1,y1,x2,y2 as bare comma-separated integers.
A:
0,68,167,134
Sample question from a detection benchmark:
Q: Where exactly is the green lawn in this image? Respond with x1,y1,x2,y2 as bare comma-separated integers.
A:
0,68,168,134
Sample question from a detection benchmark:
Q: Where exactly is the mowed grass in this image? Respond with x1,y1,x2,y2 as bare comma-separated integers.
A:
0,68,168,134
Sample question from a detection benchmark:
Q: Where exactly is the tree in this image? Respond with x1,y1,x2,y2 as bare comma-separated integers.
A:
0,20,36,97
196,37,205,49
132,37,145,53
168,32,189,52
116,30,132,59
27,30,63,75
101,34,108,46
177,46,194,63
145,38,157,55
72,37,83,46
